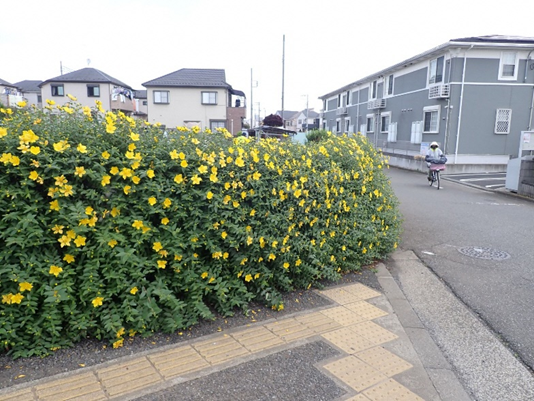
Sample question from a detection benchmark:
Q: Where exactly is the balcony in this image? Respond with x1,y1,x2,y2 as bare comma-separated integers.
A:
428,84,450,99
367,99,386,109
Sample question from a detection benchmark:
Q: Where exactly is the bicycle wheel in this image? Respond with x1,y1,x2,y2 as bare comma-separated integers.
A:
436,170,440,190
429,171,434,186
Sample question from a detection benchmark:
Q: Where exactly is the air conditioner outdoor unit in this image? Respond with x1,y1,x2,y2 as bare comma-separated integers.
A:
428,84,450,99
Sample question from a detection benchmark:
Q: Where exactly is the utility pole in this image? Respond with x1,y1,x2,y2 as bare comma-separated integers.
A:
281,34,285,127
250,69,258,128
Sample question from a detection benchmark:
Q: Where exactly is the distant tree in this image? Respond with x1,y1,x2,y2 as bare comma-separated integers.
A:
263,114,283,127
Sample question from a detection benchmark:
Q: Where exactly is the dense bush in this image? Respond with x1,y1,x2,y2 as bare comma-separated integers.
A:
306,129,330,143
0,100,401,358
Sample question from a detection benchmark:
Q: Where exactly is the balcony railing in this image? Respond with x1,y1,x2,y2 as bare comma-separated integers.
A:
367,99,386,109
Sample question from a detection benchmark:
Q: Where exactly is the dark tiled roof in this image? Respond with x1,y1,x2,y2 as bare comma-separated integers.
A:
276,110,299,119
452,35,534,44
0,78,16,87
39,68,132,89
14,80,42,93
134,89,147,99
142,68,229,88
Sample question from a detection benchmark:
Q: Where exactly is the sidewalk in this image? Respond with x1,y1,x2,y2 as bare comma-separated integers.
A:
0,254,470,401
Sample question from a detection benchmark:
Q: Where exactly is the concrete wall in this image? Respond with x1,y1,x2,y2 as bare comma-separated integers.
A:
518,157,534,198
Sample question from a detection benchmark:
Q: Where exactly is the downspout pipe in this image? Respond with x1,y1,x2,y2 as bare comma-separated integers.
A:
525,49,534,132
454,45,474,164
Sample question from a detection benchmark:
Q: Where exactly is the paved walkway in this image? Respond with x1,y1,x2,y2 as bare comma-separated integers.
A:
0,258,469,401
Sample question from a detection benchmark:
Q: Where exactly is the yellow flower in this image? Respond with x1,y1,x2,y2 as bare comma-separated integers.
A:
235,157,245,167
163,198,172,209
123,185,131,195
113,338,124,348
201,272,208,279
191,175,202,185
102,151,111,160
157,260,167,269
101,175,111,186
85,206,94,215
206,191,214,200
119,168,133,179
67,94,77,101
54,175,68,186
0,127,7,138
49,265,63,277
46,99,56,105
130,287,138,295
52,225,64,234
169,149,179,159
50,200,60,211
161,217,169,225
77,143,87,153
106,123,116,134
252,172,261,180
111,207,120,217
148,197,157,206
74,236,86,247
130,132,139,141
146,169,155,178
153,242,163,252
283,262,290,269
198,165,208,174
295,259,302,266
132,176,141,184
63,254,75,264
174,174,184,184
29,171,39,181
245,274,252,282
17,100,27,108
221,231,228,240
10,293,24,304
58,235,71,247
29,146,40,155
132,220,144,229
108,239,118,248
74,166,86,177
110,166,119,175
19,282,33,292
92,297,104,307
180,160,188,168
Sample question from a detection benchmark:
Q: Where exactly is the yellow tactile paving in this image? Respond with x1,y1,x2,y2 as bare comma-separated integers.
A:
356,347,413,377
0,387,34,401
231,326,285,352
0,283,425,401
322,327,376,354
148,345,210,379
363,378,425,401
320,306,368,326
323,355,388,392
192,334,250,364
35,371,104,401
348,321,399,345
344,301,389,320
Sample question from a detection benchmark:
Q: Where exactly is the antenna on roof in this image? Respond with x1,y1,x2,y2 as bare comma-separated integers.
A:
87,59,91,66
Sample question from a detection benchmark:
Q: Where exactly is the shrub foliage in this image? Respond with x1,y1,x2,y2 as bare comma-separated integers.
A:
0,100,401,358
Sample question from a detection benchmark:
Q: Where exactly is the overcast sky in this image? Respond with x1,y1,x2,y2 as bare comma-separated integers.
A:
3,0,534,120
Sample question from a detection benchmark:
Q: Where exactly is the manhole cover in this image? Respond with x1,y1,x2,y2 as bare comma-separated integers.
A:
457,247,510,261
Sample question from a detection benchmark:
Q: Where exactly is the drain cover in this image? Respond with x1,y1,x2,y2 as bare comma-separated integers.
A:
458,247,510,261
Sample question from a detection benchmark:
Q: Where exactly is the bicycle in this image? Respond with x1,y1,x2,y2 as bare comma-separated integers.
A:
428,163,446,189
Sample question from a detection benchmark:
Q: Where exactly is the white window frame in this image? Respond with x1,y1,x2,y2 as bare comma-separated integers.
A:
385,74,394,97
201,91,217,105
210,120,226,130
499,52,518,80
428,56,445,85
344,117,351,133
153,90,169,104
51,84,64,97
380,112,391,133
423,105,440,133
366,114,375,133
369,80,378,100
494,108,512,134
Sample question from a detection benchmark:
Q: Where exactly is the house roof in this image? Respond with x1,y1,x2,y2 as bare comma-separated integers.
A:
134,89,147,99
301,109,319,118
320,35,534,99
14,80,42,93
39,68,132,89
142,68,229,88
0,78,17,88
276,110,299,119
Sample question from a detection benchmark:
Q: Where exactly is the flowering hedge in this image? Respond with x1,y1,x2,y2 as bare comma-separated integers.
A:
0,100,400,358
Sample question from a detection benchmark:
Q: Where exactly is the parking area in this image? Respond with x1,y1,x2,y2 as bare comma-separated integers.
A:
443,172,507,191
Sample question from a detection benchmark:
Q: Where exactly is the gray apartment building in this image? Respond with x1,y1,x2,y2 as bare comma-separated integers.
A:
319,35,534,174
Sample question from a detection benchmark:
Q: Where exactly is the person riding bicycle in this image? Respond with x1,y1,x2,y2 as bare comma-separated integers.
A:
425,141,446,181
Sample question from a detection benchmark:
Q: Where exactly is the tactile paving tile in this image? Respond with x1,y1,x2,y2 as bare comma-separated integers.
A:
35,371,105,401
264,318,315,342
192,334,250,364
97,357,162,397
294,311,343,334
348,321,398,345
319,287,365,305
322,327,376,354
345,394,372,401
344,301,389,320
362,378,425,401
342,283,382,300
323,355,388,392
148,344,210,379
0,387,35,401
231,326,285,352
356,347,413,377
320,306,367,326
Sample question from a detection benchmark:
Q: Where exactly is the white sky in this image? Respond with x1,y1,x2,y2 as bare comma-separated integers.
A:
2,0,534,120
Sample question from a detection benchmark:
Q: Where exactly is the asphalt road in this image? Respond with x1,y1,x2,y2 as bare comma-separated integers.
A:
444,172,507,191
386,167,534,370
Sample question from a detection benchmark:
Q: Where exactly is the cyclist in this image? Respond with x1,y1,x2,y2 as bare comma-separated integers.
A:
425,141,444,181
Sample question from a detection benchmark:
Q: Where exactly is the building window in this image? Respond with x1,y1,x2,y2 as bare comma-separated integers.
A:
495,109,512,134
336,119,340,133
370,80,377,99
381,113,391,133
366,115,374,133
423,106,440,133
428,56,444,84
51,84,64,96
210,120,226,130
142,100,147,106
499,52,518,80
346,90,350,106
154,91,169,104
386,74,394,96
202,91,217,105
87,85,100,97
344,118,350,133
